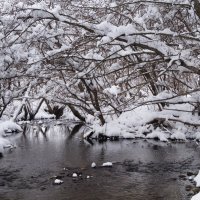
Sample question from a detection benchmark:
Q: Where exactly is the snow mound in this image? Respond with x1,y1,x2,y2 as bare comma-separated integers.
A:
0,121,22,154
170,131,186,141
0,120,22,135
146,130,168,142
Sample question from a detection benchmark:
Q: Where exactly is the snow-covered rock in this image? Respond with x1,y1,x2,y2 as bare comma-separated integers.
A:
91,162,96,168
191,192,200,200
189,176,194,181
72,173,78,178
102,162,113,167
54,179,63,185
194,170,200,187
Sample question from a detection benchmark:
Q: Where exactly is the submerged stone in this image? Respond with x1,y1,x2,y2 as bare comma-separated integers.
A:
187,172,195,176
179,174,187,180
185,185,193,191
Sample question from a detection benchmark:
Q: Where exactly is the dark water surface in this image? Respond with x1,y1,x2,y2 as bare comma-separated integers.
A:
0,122,200,200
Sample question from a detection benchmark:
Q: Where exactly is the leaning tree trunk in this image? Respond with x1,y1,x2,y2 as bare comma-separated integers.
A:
12,83,32,122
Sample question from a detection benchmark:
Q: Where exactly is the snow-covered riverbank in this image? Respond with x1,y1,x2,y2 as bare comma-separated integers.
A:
0,120,22,153
88,104,200,142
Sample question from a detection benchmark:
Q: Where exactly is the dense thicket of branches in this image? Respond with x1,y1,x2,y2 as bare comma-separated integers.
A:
1,0,200,125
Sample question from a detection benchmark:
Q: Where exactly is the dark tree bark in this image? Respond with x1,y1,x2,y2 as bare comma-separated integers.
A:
193,0,200,19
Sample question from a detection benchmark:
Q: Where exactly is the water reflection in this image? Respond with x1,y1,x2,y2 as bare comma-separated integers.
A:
0,122,199,200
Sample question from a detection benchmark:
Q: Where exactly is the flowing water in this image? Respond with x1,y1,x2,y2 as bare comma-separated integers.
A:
0,121,200,200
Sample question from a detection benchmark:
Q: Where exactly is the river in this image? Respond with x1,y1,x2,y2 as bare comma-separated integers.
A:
0,121,199,200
